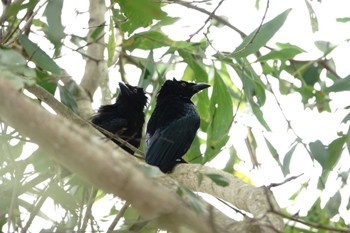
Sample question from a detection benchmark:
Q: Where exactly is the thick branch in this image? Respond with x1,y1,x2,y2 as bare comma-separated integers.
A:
78,0,108,118
171,164,284,232
0,77,215,233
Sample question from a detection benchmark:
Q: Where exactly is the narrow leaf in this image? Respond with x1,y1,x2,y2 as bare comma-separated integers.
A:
232,9,291,58
19,35,62,74
282,143,297,176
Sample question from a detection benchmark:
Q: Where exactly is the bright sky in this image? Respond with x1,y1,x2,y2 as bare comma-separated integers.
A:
1,0,350,230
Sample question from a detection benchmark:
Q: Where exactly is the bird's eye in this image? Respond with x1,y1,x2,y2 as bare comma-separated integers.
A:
181,82,187,87
133,88,138,93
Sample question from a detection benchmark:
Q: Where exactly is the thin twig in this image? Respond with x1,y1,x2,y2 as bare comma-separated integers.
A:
188,0,225,41
170,0,246,38
80,188,98,233
107,202,130,233
268,173,303,188
231,0,270,55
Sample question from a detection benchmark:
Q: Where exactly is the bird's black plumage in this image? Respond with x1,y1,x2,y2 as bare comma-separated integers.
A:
91,82,147,154
145,78,210,172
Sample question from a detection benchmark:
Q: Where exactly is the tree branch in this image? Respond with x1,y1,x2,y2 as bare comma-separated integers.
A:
0,77,221,233
171,164,284,232
78,0,108,118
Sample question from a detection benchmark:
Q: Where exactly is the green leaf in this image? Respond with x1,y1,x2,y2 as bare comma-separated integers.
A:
264,136,282,167
282,143,297,176
337,17,350,23
47,183,79,212
0,48,36,89
185,135,203,164
35,70,58,95
302,63,320,86
205,71,233,162
309,140,328,168
325,191,341,218
304,0,318,33
314,40,336,55
44,0,65,54
3,0,39,19
8,140,25,159
256,47,304,62
176,186,205,214
19,35,62,74
90,24,105,41
107,17,115,67
326,137,345,171
232,9,291,58
179,54,210,129
123,31,173,51
142,166,162,177
205,173,230,187
326,74,350,93
58,84,79,113
117,0,169,34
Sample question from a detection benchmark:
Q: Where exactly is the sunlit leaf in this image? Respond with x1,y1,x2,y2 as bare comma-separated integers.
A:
117,0,169,34
232,9,291,58
336,17,350,23
107,17,115,67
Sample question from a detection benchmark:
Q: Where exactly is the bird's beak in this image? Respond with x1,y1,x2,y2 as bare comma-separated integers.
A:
119,82,131,95
191,83,210,93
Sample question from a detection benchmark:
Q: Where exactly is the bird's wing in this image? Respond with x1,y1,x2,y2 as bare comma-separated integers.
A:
145,114,199,172
92,114,128,135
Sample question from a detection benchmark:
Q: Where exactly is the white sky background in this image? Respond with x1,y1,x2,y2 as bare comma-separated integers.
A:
1,0,350,231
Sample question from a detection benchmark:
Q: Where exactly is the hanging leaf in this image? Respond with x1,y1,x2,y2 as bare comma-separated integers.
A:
232,9,291,58
205,71,233,162
107,17,115,67
282,142,298,176
304,0,318,33
44,0,65,55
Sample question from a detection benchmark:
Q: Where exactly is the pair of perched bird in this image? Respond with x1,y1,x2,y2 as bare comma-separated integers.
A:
91,78,210,173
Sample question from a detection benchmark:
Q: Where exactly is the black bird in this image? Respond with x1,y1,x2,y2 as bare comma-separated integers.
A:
145,78,210,172
91,82,147,154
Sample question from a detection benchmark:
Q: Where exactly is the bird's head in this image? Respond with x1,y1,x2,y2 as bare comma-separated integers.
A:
118,82,148,107
158,78,210,100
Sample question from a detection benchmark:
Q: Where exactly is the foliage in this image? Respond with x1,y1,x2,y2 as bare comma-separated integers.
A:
0,0,350,232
